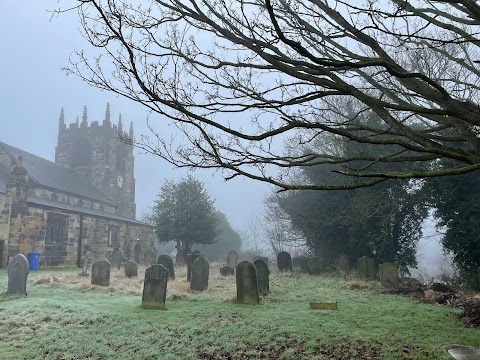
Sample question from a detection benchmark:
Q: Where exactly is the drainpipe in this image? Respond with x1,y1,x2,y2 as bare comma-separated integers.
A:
76,213,84,267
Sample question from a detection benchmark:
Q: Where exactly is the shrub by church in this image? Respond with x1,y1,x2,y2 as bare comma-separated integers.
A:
0,105,154,268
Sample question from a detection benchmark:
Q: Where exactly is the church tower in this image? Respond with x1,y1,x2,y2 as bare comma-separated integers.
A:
55,105,136,219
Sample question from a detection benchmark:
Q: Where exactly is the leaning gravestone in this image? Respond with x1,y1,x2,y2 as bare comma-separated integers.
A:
227,250,239,268
253,256,269,266
142,264,168,309
124,260,138,278
220,265,235,276
254,259,270,295
186,253,201,282
91,259,111,286
357,256,375,280
143,249,156,266
379,262,399,288
111,248,124,270
277,251,292,272
7,254,30,295
336,253,351,274
190,256,209,291
236,261,260,305
156,253,175,280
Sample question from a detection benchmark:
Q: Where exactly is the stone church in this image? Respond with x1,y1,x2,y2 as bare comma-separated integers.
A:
0,105,155,268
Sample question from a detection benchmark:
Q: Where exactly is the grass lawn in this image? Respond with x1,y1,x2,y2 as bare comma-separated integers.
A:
0,264,478,359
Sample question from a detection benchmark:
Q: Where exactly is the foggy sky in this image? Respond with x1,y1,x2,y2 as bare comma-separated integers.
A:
0,1,270,231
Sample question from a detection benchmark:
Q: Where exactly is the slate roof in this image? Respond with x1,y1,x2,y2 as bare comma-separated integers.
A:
0,141,112,204
28,196,150,226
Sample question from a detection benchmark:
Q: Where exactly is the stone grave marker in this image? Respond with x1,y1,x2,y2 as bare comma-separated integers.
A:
142,264,168,309
227,250,239,268
111,248,124,270
357,256,375,280
236,261,260,305
277,251,292,272
91,259,111,286
253,255,269,266
186,253,201,281
124,260,138,278
254,259,270,295
7,254,30,295
134,243,142,264
190,256,209,291
156,253,175,280
336,254,351,274
379,262,399,288
220,265,235,276
143,249,156,266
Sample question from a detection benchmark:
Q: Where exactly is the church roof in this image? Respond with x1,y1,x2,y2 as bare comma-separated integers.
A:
0,141,113,204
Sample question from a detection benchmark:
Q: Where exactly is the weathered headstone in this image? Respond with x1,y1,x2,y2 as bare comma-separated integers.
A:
336,254,351,274
133,243,142,264
292,256,308,272
143,249,156,266
111,248,124,270
277,251,292,272
190,256,209,291
91,259,111,286
186,253,201,281
7,254,30,295
236,261,260,305
357,256,375,280
220,265,235,276
379,262,399,288
227,250,239,268
254,259,270,295
142,264,168,309
253,256,269,266
124,260,138,278
156,253,175,280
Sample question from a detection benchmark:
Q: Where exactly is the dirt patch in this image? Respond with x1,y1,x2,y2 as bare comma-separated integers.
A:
390,282,480,328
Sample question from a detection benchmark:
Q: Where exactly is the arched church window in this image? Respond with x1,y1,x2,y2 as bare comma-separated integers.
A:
72,138,91,167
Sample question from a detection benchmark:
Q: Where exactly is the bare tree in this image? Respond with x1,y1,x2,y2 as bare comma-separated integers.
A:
63,1,480,190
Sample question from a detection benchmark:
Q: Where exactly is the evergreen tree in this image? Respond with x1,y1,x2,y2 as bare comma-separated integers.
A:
152,175,219,264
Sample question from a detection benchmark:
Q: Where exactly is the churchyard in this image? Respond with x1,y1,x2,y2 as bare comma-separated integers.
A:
1,259,479,360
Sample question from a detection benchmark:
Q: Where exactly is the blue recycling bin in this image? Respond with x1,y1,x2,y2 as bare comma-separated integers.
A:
27,252,41,270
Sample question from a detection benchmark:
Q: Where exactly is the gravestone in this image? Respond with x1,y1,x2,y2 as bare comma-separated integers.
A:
336,254,351,274
156,253,175,280
220,265,235,276
111,248,124,270
124,260,138,278
227,250,239,268
7,254,30,295
134,243,142,264
253,256,268,266
236,261,260,305
80,251,94,277
190,256,209,291
91,259,111,286
306,256,324,274
186,253,201,281
357,256,375,280
142,264,168,309
277,251,292,272
254,259,270,295
143,249,156,266
379,262,399,288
